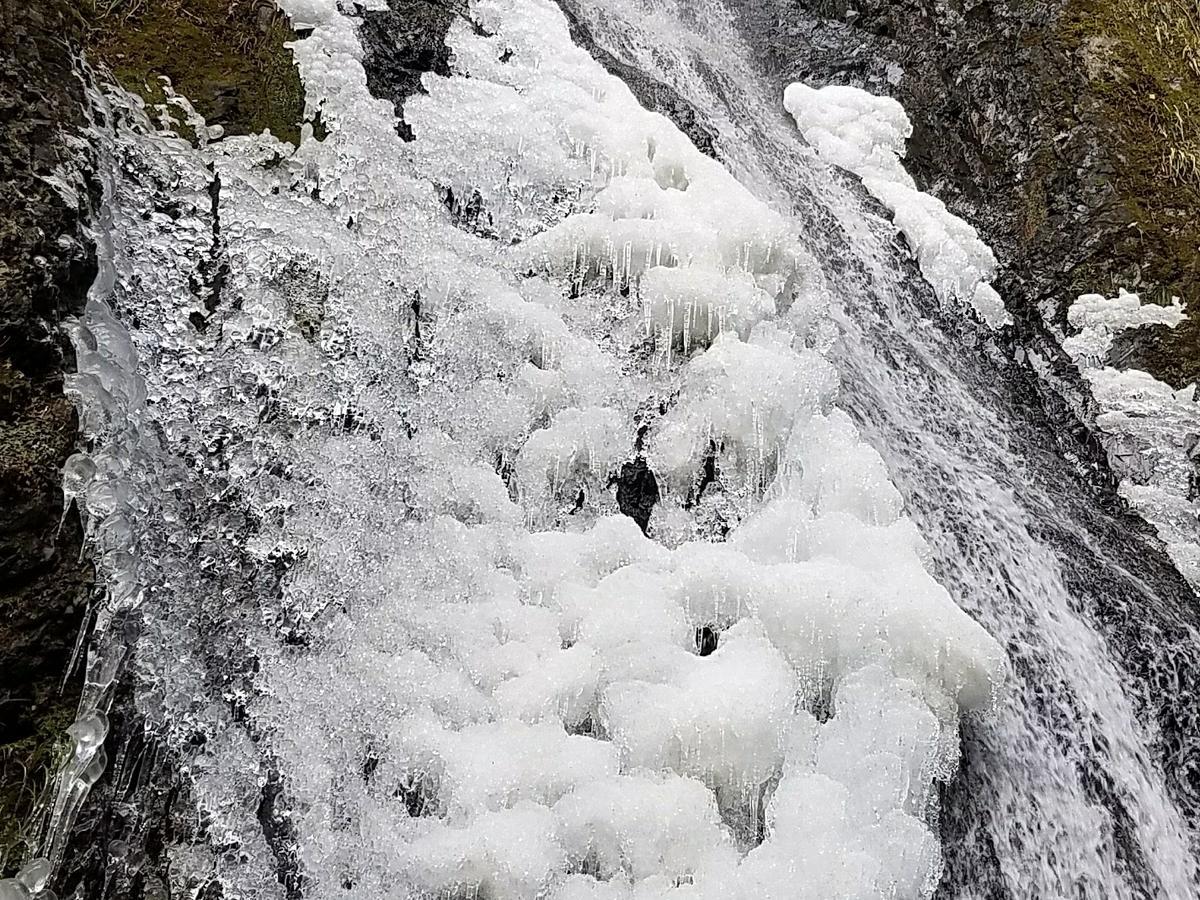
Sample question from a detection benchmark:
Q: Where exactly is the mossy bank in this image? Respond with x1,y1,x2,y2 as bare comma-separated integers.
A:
81,0,307,144
1062,0,1200,385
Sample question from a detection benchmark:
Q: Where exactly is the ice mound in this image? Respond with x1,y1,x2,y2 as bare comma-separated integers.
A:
516,406,629,514
555,772,737,881
783,82,1010,328
648,328,840,496
53,0,1005,895
1064,288,1186,361
601,621,795,805
1058,290,1200,589
641,266,776,350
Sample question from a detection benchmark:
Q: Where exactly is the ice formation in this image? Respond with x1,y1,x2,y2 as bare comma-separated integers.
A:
1058,289,1200,589
26,0,1006,897
783,83,1010,328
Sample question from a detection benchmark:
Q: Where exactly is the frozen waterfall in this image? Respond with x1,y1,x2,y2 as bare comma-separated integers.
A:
9,0,1200,898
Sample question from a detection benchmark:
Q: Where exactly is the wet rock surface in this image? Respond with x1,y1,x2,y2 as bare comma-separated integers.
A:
83,0,308,145
0,0,97,869
358,0,457,141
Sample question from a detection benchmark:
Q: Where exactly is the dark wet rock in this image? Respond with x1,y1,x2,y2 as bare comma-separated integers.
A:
0,0,97,868
439,185,498,239
50,685,194,899
274,258,329,344
258,769,305,899
358,0,459,141
615,457,660,534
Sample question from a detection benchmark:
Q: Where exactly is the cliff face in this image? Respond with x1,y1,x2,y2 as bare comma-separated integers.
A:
0,0,97,870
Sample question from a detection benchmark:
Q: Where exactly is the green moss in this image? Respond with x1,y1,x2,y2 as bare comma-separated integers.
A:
1059,0,1200,385
81,0,307,145
0,700,76,875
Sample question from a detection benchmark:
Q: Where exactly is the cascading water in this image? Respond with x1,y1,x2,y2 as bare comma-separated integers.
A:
10,1,1200,899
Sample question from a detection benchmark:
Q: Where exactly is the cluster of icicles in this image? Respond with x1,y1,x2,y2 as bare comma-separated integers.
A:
1,106,149,900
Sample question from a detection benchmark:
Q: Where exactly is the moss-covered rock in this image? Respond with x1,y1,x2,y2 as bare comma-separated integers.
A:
734,0,1200,389
82,0,307,145
1060,0,1200,386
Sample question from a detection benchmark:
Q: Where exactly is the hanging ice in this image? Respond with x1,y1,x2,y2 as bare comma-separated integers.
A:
1057,289,1200,589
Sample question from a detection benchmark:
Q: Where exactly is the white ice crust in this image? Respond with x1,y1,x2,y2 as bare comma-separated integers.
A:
1060,290,1200,590
783,83,1010,328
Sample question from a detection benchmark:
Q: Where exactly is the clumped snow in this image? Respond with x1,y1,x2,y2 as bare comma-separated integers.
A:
783,83,1010,328
37,0,1006,897
1059,289,1200,589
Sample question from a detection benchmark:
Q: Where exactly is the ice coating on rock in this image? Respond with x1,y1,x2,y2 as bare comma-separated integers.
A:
783,82,1010,328
1064,288,1187,361
40,0,1007,896
1059,289,1200,590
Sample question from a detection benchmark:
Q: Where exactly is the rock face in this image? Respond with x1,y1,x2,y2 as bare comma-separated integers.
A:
0,0,96,869
358,0,457,141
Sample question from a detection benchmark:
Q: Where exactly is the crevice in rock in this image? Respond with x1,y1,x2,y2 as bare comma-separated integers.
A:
257,769,305,899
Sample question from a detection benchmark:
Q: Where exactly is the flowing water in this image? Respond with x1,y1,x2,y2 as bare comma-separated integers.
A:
13,1,1200,899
